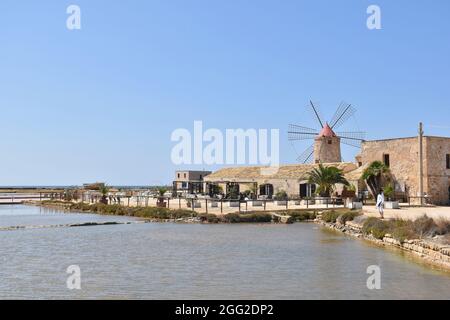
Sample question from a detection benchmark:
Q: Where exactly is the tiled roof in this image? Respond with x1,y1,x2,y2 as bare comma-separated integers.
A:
204,162,358,181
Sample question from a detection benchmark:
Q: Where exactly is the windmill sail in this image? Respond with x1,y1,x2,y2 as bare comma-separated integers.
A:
288,124,318,141
296,144,314,164
329,102,356,130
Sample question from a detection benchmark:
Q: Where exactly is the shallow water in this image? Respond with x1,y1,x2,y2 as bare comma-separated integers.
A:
0,205,449,299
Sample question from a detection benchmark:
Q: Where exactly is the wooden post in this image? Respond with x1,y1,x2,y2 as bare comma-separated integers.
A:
167,198,170,209
179,198,181,209
264,200,266,211
418,122,424,206
307,199,309,209
245,201,248,212
191,199,194,212
220,199,223,213
205,199,208,214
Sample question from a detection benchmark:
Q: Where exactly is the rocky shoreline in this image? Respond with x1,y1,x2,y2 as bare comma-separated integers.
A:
315,215,450,272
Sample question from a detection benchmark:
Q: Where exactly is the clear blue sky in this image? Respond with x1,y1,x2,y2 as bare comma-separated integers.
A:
1,0,449,186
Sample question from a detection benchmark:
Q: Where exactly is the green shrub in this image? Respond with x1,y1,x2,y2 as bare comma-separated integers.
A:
435,218,450,235
198,214,220,223
223,213,241,223
362,217,389,239
274,190,288,201
222,213,272,223
390,226,416,243
321,210,341,223
288,210,316,221
412,215,437,238
337,211,361,224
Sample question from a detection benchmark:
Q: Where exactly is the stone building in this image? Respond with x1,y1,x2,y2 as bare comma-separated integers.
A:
203,163,357,199
174,123,450,205
356,136,450,205
172,170,211,196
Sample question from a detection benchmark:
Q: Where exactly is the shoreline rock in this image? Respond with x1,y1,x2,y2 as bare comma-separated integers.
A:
316,218,450,272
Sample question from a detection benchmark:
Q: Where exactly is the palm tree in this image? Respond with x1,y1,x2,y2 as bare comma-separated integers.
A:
156,187,168,207
307,164,349,197
157,187,168,197
99,185,110,204
361,161,390,199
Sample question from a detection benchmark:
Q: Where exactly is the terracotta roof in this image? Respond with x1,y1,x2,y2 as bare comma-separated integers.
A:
318,123,336,138
204,162,358,181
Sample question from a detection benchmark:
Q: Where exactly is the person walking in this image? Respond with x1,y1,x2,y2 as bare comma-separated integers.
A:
376,189,385,219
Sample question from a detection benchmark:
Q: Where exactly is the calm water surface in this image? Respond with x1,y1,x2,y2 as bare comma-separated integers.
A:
0,205,449,299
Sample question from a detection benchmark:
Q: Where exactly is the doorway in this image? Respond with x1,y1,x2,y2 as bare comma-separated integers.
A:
300,183,316,198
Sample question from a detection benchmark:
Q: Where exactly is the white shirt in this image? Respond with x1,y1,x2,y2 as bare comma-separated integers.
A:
376,193,384,207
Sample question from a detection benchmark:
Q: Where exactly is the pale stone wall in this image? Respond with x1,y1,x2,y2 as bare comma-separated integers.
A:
314,136,341,163
424,137,450,205
360,136,450,205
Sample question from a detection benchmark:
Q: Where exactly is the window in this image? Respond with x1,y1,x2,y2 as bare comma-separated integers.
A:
199,174,203,180
184,173,187,178
177,173,180,178
383,154,390,167
328,139,332,144
447,154,450,169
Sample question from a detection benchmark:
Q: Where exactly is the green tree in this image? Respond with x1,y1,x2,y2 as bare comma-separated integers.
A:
307,164,349,197
99,185,110,204
361,161,390,199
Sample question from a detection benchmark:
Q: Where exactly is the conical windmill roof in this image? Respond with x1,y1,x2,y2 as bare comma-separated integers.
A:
318,123,336,137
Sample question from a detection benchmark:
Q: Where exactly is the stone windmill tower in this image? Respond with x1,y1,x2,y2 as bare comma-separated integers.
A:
288,101,366,163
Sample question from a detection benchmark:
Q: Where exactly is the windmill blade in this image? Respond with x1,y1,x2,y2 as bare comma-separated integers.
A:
288,124,318,141
341,137,364,148
336,131,367,141
308,100,325,128
288,124,318,133
329,102,347,128
329,102,356,130
296,144,314,164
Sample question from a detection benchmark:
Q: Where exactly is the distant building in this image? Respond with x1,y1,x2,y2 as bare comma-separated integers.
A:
172,170,211,196
82,182,105,190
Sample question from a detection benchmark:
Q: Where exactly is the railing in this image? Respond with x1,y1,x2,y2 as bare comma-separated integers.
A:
135,197,347,214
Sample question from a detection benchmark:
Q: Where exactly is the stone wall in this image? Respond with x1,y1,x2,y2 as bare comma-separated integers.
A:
424,137,450,205
360,137,420,197
360,136,450,205
314,136,341,163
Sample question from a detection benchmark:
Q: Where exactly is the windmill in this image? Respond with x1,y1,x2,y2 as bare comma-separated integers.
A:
288,100,366,164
